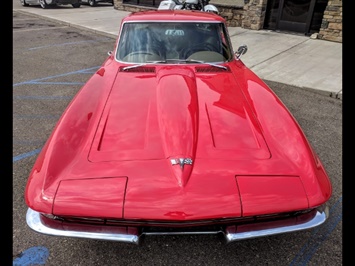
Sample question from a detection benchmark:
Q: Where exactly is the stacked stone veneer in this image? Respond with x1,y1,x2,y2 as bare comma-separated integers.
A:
113,0,342,43
318,0,342,42
239,0,267,30
113,0,245,26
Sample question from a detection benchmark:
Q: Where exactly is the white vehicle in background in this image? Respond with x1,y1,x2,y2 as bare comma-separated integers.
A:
158,0,219,14
20,0,81,8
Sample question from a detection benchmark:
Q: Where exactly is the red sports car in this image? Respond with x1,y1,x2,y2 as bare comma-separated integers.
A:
25,10,332,244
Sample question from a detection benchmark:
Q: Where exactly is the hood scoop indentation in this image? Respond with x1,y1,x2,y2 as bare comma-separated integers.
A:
120,66,156,73
195,66,231,73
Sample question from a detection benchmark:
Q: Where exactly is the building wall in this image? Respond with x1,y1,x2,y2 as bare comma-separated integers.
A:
238,0,267,30
318,0,342,42
113,0,342,43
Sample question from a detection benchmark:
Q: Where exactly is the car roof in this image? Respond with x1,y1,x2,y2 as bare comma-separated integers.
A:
122,10,226,23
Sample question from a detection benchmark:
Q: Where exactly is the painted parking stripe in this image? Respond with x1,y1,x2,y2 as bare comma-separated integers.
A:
13,149,41,163
14,95,73,100
13,140,46,146
13,114,60,118
13,66,100,87
13,246,49,266
22,81,85,85
13,67,101,163
289,196,342,266
13,25,70,33
29,38,112,50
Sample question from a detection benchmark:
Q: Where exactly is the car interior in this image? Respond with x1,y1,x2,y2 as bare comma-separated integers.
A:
117,22,231,63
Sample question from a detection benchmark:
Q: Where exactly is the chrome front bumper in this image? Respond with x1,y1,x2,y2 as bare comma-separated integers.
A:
26,205,329,245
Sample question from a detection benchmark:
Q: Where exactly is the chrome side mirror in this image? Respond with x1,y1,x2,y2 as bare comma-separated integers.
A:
235,44,248,60
108,51,113,56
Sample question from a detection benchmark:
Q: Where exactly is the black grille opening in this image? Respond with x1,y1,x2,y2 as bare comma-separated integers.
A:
195,66,231,73
120,66,156,73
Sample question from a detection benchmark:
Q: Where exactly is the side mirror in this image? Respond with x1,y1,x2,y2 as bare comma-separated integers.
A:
108,51,113,56
235,44,248,60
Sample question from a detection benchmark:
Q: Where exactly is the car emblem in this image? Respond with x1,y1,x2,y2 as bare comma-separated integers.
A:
170,158,193,169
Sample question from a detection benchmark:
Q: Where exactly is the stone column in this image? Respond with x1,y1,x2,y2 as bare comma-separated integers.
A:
318,0,342,42
242,0,268,30
113,0,123,10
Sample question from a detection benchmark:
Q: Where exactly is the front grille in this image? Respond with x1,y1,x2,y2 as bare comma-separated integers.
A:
57,209,312,229
142,224,224,234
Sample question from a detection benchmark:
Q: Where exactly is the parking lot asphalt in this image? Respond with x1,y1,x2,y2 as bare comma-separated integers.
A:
12,1,342,98
12,5,342,266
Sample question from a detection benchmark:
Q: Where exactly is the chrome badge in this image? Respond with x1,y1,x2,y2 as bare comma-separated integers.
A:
171,158,193,169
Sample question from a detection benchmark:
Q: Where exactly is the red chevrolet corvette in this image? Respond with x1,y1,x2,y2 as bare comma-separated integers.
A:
25,10,332,244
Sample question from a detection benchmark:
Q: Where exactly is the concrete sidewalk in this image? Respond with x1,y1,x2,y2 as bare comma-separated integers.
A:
13,3,342,98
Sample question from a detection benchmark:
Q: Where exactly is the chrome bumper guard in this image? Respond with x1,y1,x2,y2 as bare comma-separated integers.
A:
26,205,329,244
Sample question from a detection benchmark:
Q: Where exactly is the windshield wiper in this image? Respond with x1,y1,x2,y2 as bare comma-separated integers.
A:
122,60,167,71
122,59,227,71
177,59,228,70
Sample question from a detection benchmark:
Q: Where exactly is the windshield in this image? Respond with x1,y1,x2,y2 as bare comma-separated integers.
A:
116,22,233,63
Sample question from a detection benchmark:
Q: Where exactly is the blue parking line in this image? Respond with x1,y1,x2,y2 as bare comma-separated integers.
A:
13,149,41,163
13,66,100,87
289,196,342,266
13,67,101,163
12,64,109,265
13,114,60,118
13,140,46,146
14,95,73,100
13,246,49,266
29,38,112,50
22,81,85,85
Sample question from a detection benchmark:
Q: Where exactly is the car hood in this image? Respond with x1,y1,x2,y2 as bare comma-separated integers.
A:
88,65,270,163
31,64,330,220
82,65,276,221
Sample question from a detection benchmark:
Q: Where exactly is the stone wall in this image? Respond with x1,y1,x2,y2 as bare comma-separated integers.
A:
113,0,342,43
213,4,244,27
210,0,244,27
113,1,154,12
241,0,267,30
318,0,342,42
113,0,244,26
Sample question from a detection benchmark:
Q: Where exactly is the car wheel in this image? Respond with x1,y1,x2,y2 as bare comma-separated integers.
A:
20,0,29,6
39,0,49,8
72,3,81,8
89,0,97,7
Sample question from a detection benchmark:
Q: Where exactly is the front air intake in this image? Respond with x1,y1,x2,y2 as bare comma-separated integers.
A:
120,66,156,73
195,66,231,73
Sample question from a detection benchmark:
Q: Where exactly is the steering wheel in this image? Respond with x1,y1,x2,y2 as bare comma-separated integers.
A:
181,43,220,59
126,51,158,56
122,51,162,63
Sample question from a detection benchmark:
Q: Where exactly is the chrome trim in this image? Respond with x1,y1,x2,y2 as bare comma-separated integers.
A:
171,158,193,169
224,205,329,243
26,205,329,244
143,231,222,236
26,208,140,244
